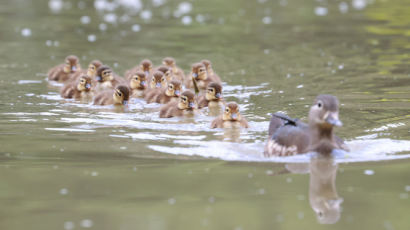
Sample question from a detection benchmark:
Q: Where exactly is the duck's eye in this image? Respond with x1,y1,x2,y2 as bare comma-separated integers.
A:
182,97,187,101
318,102,322,108
225,108,230,113
117,92,122,97
169,85,173,89
134,76,138,80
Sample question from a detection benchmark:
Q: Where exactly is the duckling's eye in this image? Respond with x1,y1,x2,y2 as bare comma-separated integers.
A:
182,97,187,102
318,102,322,108
225,108,230,113
169,85,173,89
134,76,138,80
161,77,165,81
152,78,155,81
117,92,122,97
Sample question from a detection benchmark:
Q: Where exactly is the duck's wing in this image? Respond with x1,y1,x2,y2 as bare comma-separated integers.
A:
264,125,310,157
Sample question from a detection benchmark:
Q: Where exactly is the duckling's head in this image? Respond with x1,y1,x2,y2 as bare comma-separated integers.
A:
63,55,80,73
86,60,102,77
76,75,92,92
205,82,223,101
96,65,114,82
223,102,242,121
163,57,178,73
308,94,342,129
150,71,167,89
157,66,173,82
178,90,196,110
140,59,153,76
201,59,213,74
165,80,182,97
191,63,207,80
130,71,147,90
113,85,130,105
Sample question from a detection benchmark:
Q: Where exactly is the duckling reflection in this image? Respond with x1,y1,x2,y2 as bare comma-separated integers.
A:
283,156,343,224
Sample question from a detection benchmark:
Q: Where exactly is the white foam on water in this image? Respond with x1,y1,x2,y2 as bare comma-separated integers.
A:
45,128,96,132
18,80,43,84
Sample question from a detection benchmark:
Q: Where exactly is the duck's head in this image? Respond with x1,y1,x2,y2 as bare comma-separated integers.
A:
191,63,207,80
96,65,114,82
308,94,342,129
162,57,178,73
205,82,223,101
140,59,153,76
76,75,92,92
165,80,182,97
86,60,102,77
201,59,214,75
113,85,130,105
130,71,147,90
223,102,242,121
157,66,173,82
178,90,196,110
150,71,167,89
63,55,80,73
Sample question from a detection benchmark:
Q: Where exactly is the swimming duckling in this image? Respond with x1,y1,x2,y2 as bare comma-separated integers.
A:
60,75,92,100
211,102,249,128
162,57,185,82
185,62,221,90
128,71,147,98
125,59,153,80
71,60,102,82
201,59,221,83
156,66,174,82
264,94,349,157
147,71,167,91
95,65,127,91
93,85,130,106
159,90,196,118
145,80,182,104
197,82,224,109
48,55,81,82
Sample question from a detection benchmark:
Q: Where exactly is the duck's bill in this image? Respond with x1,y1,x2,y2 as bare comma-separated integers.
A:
71,66,77,71
85,83,91,89
96,76,102,81
231,113,238,120
192,73,198,78
156,82,161,88
215,93,221,99
325,113,342,127
188,102,194,108
175,90,180,96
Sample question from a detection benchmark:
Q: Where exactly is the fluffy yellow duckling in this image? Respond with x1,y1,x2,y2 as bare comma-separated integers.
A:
93,85,130,106
159,90,196,118
211,102,249,128
60,75,92,100
145,80,182,104
48,55,81,82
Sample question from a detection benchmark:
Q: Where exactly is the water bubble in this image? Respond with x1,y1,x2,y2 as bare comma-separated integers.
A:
131,24,141,32
21,28,32,37
54,41,60,47
64,221,75,230
364,169,374,175
91,171,99,176
46,40,53,46
181,16,192,25
140,10,152,21
49,0,63,13
152,0,166,7
80,16,91,24
88,34,97,42
60,188,69,195
258,188,265,195
286,177,293,183
352,0,367,10
262,16,272,24
405,185,410,192
99,23,107,31
338,64,344,70
120,14,130,23
339,2,349,13
104,13,117,24
265,170,273,175
264,49,270,54
296,84,304,88
177,2,192,15
168,198,176,205
80,219,93,228
196,14,205,23
315,7,328,16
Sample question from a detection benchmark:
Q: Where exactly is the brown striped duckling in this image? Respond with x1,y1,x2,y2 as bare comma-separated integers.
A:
264,94,349,157
129,71,147,98
48,55,81,82
93,85,130,106
197,82,224,109
186,62,221,90
147,71,167,90
95,65,127,91
201,59,221,83
145,80,182,104
125,59,153,80
60,75,92,100
162,57,185,82
159,90,196,118
211,102,248,128
156,66,174,82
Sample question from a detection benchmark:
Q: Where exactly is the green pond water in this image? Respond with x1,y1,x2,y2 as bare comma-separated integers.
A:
1,0,410,229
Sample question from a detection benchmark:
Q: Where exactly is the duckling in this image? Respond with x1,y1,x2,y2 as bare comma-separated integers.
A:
95,65,127,91
71,60,102,82
211,102,249,128
159,90,196,118
145,80,182,104
60,75,92,100
162,57,185,82
128,71,147,98
147,71,167,91
264,94,349,157
93,85,130,106
201,59,221,83
48,55,81,82
155,66,174,82
185,63,221,90
125,59,153,80
197,82,224,109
